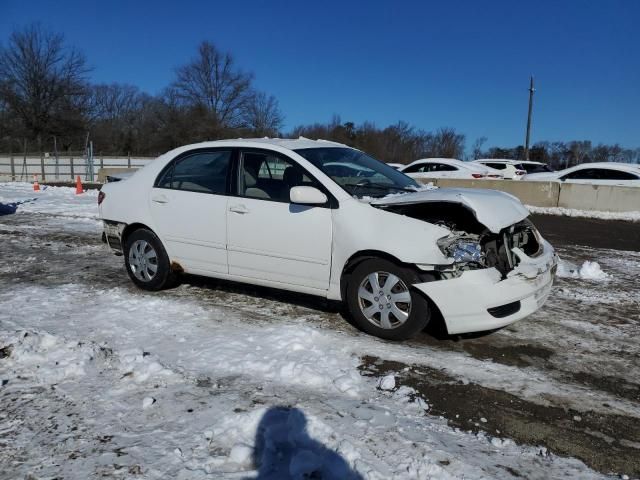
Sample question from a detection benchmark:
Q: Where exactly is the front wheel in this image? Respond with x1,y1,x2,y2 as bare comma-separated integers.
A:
345,258,431,340
123,228,176,291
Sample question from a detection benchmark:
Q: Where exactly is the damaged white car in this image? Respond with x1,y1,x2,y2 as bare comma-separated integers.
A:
98,139,557,340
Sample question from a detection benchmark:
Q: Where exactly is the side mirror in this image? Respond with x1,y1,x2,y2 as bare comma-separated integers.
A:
290,186,328,205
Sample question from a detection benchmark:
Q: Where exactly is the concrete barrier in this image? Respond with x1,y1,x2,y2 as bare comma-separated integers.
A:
557,183,640,213
416,177,640,213
97,167,138,183
425,178,560,207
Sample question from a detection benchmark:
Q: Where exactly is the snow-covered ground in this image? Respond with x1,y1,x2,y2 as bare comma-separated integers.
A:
1,182,639,479
526,204,640,222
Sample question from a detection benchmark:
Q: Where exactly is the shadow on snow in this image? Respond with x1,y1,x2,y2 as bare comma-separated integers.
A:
249,406,363,480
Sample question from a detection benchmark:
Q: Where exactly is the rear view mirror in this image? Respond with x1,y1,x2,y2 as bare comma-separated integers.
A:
290,186,328,205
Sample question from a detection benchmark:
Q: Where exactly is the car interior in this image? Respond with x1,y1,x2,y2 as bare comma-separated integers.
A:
240,152,315,202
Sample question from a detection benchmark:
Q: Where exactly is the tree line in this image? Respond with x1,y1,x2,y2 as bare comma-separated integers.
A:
1,23,638,168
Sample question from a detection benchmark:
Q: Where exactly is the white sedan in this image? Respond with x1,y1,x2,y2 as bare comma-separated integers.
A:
473,159,554,180
99,139,557,340
523,162,640,186
401,158,503,180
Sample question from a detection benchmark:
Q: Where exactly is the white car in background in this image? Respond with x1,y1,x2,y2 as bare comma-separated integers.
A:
401,158,503,180
386,162,404,170
523,162,640,186
518,161,555,175
473,160,554,180
472,160,528,180
99,138,556,340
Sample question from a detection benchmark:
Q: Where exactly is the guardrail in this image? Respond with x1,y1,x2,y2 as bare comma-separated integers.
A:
417,178,640,213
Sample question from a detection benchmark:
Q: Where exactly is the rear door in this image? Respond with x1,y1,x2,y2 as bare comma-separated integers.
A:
226,149,333,291
149,149,232,274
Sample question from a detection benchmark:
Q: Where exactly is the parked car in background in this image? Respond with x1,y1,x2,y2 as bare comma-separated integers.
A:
386,162,404,170
523,162,640,186
401,158,503,180
473,159,526,180
99,138,557,340
518,161,555,174
473,159,554,180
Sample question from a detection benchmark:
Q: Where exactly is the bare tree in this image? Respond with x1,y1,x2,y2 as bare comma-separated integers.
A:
172,41,252,128
87,83,146,153
470,136,487,159
89,83,142,121
244,91,284,136
0,24,90,149
566,140,592,168
427,127,465,159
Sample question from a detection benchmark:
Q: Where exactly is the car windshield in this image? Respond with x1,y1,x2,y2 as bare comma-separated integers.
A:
294,147,419,198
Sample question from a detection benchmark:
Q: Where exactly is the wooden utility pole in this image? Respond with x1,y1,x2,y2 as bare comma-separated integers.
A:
524,76,535,160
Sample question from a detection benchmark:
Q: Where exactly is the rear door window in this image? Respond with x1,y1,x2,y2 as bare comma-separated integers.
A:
403,163,427,173
156,150,231,194
486,163,506,170
523,164,552,173
433,163,457,171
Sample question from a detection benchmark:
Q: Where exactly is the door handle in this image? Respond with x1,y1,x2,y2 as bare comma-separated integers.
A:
229,204,249,214
152,194,169,204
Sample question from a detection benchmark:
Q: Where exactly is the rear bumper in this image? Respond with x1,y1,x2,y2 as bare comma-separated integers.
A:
414,240,557,335
102,220,125,253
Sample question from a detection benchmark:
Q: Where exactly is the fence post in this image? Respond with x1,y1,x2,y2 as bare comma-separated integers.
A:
10,154,15,181
40,152,46,181
100,152,104,170
127,151,131,168
70,157,74,180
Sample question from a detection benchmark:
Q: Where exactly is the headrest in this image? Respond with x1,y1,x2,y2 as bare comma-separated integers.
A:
283,166,303,187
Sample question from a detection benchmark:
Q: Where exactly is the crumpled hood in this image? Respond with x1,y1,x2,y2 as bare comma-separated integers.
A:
371,188,530,233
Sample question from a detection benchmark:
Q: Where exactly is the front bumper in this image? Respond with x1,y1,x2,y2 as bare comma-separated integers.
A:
414,240,557,335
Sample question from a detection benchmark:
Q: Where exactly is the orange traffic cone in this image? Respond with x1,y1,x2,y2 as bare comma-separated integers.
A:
33,174,40,192
75,175,84,195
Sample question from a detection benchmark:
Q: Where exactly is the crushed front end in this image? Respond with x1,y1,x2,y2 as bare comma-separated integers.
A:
377,199,558,334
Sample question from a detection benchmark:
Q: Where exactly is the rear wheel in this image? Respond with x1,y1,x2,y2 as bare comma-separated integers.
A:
123,228,176,290
346,258,430,340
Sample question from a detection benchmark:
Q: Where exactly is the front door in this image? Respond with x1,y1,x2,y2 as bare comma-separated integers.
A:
226,150,333,291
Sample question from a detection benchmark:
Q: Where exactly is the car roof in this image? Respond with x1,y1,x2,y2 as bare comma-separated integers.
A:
412,157,460,163
475,159,546,166
169,137,348,153
408,158,464,167
406,158,493,172
566,162,640,173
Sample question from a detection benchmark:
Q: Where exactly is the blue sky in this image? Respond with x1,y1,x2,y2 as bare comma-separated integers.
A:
1,0,639,149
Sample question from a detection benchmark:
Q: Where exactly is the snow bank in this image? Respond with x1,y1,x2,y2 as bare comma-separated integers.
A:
0,182,99,219
526,204,640,222
557,259,610,281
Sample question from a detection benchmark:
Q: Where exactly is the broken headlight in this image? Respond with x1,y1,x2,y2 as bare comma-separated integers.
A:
438,236,485,264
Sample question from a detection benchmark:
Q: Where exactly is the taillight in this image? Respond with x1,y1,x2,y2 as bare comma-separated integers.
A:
471,173,485,178
98,191,105,205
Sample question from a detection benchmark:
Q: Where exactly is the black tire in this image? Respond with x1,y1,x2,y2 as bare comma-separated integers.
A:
123,228,177,291
345,258,430,340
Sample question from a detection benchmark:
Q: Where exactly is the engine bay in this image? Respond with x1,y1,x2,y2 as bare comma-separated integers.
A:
378,201,541,277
